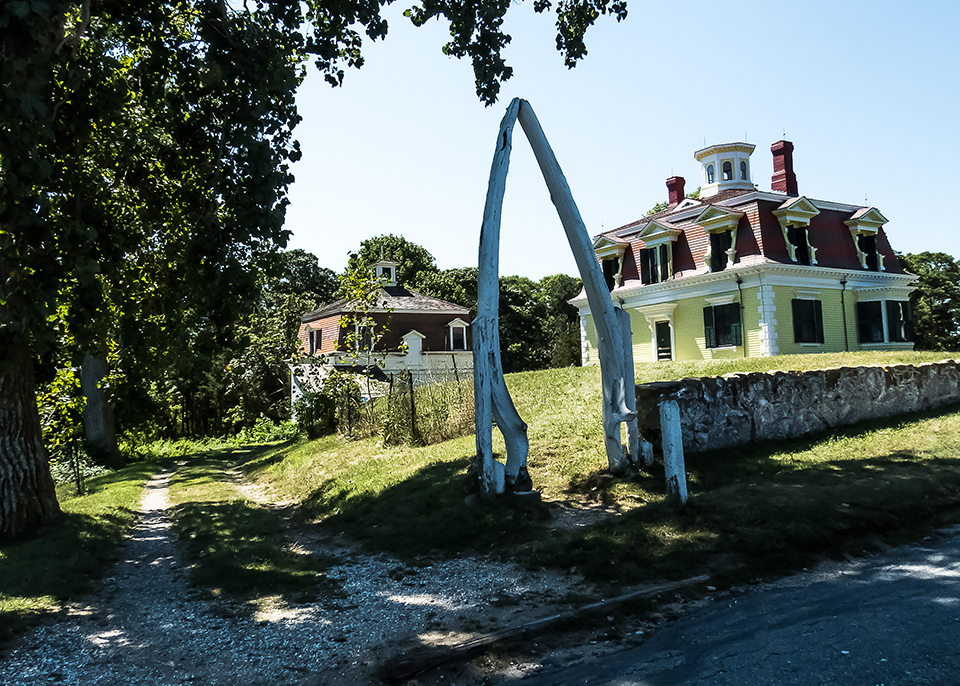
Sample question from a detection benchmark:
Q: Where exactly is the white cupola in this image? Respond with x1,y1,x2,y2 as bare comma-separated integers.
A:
694,142,756,198
372,258,398,286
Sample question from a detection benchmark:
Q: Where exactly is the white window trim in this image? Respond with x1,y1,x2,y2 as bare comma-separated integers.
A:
447,318,470,351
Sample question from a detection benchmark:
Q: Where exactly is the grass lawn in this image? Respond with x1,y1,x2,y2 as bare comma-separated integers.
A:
0,460,158,641
3,351,956,642
245,351,960,586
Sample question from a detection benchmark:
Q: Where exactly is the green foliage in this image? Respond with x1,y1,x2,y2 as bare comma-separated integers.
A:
345,234,439,291
419,268,582,372
234,417,300,445
899,252,960,351
404,0,627,103
36,366,84,458
645,187,701,215
265,248,338,305
294,370,362,439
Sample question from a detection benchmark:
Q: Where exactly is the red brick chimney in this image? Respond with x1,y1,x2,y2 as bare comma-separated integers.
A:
771,140,798,195
666,176,685,205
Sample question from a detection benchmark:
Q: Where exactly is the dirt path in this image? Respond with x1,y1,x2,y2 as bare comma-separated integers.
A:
0,467,621,685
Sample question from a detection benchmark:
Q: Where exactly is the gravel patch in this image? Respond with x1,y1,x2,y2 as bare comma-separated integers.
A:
0,468,599,685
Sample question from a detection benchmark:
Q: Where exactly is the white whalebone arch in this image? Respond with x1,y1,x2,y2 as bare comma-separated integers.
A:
474,98,640,499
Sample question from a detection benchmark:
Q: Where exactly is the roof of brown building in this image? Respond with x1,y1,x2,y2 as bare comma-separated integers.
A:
302,286,470,323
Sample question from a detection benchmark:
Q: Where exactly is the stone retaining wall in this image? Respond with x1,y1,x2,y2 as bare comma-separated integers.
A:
634,360,960,454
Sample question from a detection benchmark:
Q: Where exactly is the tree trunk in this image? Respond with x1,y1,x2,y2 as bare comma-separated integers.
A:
80,353,124,469
0,341,61,539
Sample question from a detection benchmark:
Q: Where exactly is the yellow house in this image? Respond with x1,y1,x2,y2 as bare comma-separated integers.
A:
573,140,917,364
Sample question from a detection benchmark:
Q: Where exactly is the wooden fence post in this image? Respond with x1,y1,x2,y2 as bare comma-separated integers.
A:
659,399,687,507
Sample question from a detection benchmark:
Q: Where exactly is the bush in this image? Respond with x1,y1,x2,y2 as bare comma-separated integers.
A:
294,371,362,439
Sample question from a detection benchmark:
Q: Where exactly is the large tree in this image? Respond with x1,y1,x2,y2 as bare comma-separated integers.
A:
1,0,626,538
899,252,960,351
345,234,440,290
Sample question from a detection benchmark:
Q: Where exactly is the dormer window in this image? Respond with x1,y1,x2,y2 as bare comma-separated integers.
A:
707,164,715,184
844,207,888,272
774,197,820,266
640,244,672,284
740,160,748,181
446,318,470,351
631,220,682,286
787,226,811,265
857,234,880,271
709,231,733,272
695,205,743,273
722,161,733,181
593,237,627,291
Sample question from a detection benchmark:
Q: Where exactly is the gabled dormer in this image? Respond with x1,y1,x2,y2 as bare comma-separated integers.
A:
694,142,756,198
695,205,744,272
594,236,627,290
636,220,682,285
844,207,888,272
773,196,821,265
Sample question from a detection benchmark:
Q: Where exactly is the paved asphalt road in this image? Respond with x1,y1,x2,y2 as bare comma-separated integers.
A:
518,528,960,686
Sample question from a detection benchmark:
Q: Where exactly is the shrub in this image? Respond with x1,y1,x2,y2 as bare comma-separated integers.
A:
294,370,362,439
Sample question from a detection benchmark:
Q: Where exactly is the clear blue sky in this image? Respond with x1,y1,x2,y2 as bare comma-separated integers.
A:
284,0,960,281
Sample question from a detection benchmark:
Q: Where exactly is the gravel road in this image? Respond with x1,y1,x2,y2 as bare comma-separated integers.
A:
0,468,594,685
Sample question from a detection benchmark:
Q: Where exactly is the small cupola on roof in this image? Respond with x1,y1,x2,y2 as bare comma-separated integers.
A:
693,142,756,198
371,258,398,286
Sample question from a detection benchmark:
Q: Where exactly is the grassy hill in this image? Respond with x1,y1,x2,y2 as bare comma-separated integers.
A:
243,350,960,584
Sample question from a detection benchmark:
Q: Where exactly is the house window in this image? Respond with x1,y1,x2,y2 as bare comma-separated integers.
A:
450,325,467,350
640,244,671,285
792,299,824,344
787,226,811,265
601,258,619,291
309,329,320,355
710,231,733,272
704,302,741,348
740,160,748,181
722,161,733,181
381,266,393,283
353,323,374,351
857,234,880,271
857,301,884,343
707,164,715,184
886,301,912,342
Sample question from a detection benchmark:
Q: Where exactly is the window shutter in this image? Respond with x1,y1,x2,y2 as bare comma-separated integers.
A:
791,299,804,343
703,307,716,349
659,244,669,282
814,300,824,344
730,304,742,347
640,249,651,285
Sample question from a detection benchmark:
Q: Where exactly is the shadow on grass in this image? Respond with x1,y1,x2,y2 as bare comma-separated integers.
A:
303,456,550,558
172,499,342,607
529,457,960,587
0,460,160,642
517,404,960,586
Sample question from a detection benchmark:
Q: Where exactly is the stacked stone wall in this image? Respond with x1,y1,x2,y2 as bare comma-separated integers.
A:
634,360,960,454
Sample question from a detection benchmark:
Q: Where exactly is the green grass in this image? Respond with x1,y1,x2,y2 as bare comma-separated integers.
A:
0,460,157,641
245,351,960,587
4,351,954,643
